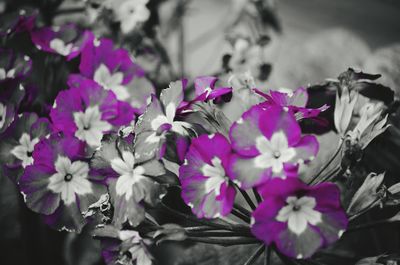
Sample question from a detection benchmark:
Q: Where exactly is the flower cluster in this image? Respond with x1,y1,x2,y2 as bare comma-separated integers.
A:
0,6,396,265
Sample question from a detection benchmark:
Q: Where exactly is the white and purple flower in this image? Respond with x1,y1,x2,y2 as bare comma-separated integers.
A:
30,24,94,60
229,105,319,189
0,112,50,183
179,133,236,219
251,178,348,259
256,87,329,120
77,37,153,111
50,78,135,148
94,225,153,265
19,134,106,232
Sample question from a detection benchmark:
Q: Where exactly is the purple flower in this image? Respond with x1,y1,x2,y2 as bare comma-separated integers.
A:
0,8,37,36
91,135,166,227
251,178,348,259
19,134,107,232
94,225,153,265
50,78,135,148
78,37,153,110
0,112,51,183
256,87,329,120
134,80,192,162
229,105,319,189
179,133,235,219
30,24,94,60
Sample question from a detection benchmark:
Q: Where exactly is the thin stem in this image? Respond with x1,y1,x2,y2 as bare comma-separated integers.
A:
187,236,260,246
234,203,252,217
160,203,245,231
187,230,252,238
253,188,263,204
231,208,251,223
309,139,343,185
244,244,265,265
237,185,257,210
184,226,223,232
178,0,185,77
265,246,271,265
347,219,400,233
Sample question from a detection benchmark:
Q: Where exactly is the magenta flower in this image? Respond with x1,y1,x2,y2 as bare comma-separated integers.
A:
256,87,329,120
94,225,153,265
30,24,94,60
0,8,37,36
251,178,348,259
19,134,107,232
229,105,319,189
0,112,51,183
78,37,153,111
179,133,235,219
50,78,135,148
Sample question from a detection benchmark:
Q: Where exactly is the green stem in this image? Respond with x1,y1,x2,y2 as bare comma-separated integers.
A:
237,185,257,210
253,188,263,204
231,208,251,223
265,246,271,265
309,139,343,185
187,236,260,246
244,244,265,265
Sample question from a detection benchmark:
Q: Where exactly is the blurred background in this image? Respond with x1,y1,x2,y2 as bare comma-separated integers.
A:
1,0,400,264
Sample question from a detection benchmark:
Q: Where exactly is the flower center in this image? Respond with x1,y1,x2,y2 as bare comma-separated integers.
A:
273,150,281,158
276,196,322,235
64,173,73,182
203,157,226,196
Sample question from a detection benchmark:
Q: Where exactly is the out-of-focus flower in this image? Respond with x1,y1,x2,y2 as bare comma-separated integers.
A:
256,87,329,120
134,80,192,162
0,113,50,183
0,8,37,36
179,133,236,219
30,24,94,60
77,38,153,112
94,225,153,265
0,50,31,133
50,78,135,148
91,135,166,227
346,102,389,150
113,0,150,34
251,178,348,259
19,134,107,232
229,105,318,189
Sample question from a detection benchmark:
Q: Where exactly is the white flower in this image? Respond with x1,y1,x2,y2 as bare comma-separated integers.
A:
334,86,358,135
118,230,152,265
0,67,15,80
0,103,6,129
94,64,130,100
73,105,112,147
254,131,296,173
276,196,322,235
150,103,190,135
48,156,92,205
202,157,227,196
111,151,146,200
115,0,150,34
49,38,74,56
11,133,39,168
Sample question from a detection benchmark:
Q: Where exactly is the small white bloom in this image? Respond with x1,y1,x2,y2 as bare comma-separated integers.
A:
276,196,322,235
111,151,146,200
94,64,129,100
11,133,39,168
202,157,227,196
49,38,74,56
73,105,112,147
115,0,150,34
254,131,296,173
151,103,190,135
48,156,92,205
